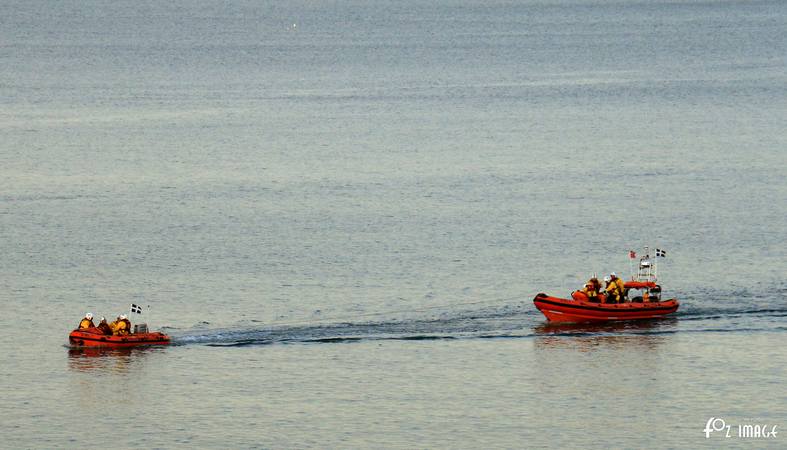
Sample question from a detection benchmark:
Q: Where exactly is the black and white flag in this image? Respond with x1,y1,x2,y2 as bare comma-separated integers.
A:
130,303,143,314
656,248,667,257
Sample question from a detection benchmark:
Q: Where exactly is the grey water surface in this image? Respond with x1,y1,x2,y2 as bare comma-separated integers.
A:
1,0,785,448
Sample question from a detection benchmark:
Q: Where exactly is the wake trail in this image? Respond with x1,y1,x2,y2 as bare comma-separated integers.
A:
163,292,786,347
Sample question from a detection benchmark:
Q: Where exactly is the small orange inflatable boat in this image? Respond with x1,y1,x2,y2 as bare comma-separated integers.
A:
69,327,170,347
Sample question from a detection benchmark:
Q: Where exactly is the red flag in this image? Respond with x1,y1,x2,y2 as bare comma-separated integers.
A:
629,250,636,259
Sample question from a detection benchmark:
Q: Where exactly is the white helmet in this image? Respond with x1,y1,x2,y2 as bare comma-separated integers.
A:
610,272,617,278
603,276,611,282
100,317,106,322
85,313,93,320
120,314,127,320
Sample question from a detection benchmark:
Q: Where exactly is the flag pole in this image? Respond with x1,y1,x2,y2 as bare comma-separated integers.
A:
143,303,152,332
655,247,659,281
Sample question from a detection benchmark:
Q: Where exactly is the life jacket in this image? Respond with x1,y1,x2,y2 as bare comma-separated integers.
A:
79,318,94,329
122,319,132,333
115,320,128,335
110,320,128,335
605,282,621,302
614,278,626,296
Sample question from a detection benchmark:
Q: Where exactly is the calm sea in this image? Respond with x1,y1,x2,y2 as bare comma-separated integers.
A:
1,0,785,448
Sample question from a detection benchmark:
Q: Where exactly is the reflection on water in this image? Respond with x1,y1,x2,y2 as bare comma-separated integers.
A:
532,319,678,352
66,346,171,412
67,346,165,374
533,318,678,336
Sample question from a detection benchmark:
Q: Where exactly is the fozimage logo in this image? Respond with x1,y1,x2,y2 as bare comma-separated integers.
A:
704,418,778,439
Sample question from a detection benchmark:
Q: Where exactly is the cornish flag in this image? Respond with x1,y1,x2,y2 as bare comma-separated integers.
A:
656,248,667,257
130,304,143,314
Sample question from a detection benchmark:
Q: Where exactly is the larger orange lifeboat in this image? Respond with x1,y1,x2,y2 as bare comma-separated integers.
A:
69,327,170,347
534,248,680,323
533,292,679,323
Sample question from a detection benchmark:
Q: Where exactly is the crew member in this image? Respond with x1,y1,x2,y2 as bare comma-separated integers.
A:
581,278,600,302
78,313,95,329
610,272,626,302
110,315,129,336
97,317,112,335
604,276,621,303
109,317,119,334
121,314,132,334
590,277,601,295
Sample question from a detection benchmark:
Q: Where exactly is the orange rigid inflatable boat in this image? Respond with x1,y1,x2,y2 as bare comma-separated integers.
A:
69,327,170,348
533,291,679,323
534,248,680,323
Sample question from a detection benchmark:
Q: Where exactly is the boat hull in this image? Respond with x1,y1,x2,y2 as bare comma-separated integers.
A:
69,328,170,347
533,293,679,323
